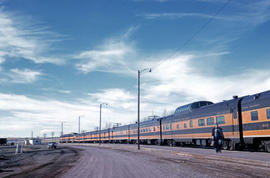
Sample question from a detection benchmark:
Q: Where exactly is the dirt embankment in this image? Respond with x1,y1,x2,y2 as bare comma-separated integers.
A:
0,145,80,178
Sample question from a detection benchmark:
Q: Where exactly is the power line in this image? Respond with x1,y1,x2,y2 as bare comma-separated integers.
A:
152,0,231,71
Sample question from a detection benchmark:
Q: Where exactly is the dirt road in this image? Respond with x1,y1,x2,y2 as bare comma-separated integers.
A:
0,145,79,178
62,144,270,178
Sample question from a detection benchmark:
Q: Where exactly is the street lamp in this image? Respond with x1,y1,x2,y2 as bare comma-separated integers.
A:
138,68,151,150
99,103,108,145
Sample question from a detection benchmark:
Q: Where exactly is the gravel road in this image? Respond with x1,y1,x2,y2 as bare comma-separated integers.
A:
62,144,270,178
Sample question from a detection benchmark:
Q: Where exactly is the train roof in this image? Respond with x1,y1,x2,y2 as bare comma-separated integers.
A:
162,98,237,123
112,124,130,131
174,101,213,115
140,118,160,127
61,133,77,137
241,90,270,111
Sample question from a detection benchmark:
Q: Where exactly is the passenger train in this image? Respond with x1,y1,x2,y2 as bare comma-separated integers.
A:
60,90,270,152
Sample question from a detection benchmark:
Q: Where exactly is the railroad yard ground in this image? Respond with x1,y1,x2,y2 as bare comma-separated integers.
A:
1,144,270,178
0,145,79,178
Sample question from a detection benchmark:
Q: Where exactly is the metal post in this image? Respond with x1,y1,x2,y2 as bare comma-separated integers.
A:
61,122,63,137
51,132,54,142
138,70,140,150
99,104,102,145
137,68,151,150
43,133,46,144
78,116,80,134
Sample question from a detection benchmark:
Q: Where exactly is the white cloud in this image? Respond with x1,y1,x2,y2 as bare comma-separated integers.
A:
88,88,136,111
0,93,99,137
75,26,138,74
143,54,270,106
7,68,42,84
139,1,270,27
75,40,134,73
0,90,139,137
138,12,233,20
0,7,64,64
58,90,71,94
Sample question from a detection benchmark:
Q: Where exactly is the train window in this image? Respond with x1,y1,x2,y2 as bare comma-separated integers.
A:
198,119,205,126
177,124,180,129
216,116,225,124
153,127,156,131
233,110,237,119
251,111,258,121
184,123,187,128
190,120,193,128
207,117,214,125
149,128,151,132
267,109,270,119
166,124,170,130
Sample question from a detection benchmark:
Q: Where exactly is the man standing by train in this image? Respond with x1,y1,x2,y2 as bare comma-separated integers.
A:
212,124,224,153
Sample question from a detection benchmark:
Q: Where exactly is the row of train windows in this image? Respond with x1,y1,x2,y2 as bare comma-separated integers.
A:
114,109,270,134
175,116,225,129
140,127,157,133
251,109,270,121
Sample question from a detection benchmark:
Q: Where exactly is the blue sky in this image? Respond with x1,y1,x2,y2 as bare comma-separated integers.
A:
0,0,270,137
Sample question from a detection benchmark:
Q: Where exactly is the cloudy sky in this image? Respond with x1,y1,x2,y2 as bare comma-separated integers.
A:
0,0,270,137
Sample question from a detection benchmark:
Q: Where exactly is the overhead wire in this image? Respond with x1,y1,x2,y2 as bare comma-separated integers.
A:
151,0,231,71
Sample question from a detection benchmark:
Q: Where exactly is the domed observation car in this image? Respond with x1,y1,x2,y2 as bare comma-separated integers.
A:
174,101,213,115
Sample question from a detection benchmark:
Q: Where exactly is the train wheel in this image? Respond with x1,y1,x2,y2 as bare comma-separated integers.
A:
264,141,270,152
223,140,230,150
168,140,176,147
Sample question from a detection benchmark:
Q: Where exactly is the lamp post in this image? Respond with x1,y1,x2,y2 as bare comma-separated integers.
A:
138,68,151,150
78,116,80,134
77,115,83,143
99,103,108,145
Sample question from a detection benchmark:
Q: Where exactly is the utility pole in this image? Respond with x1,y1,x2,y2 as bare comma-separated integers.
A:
78,116,80,134
31,131,33,139
51,132,54,142
99,104,102,145
99,103,108,145
137,68,151,150
43,133,46,144
61,122,63,137
137,70,140,150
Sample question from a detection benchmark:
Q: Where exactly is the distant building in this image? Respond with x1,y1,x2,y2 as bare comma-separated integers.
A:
24,140,30,145
29,139,42,145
